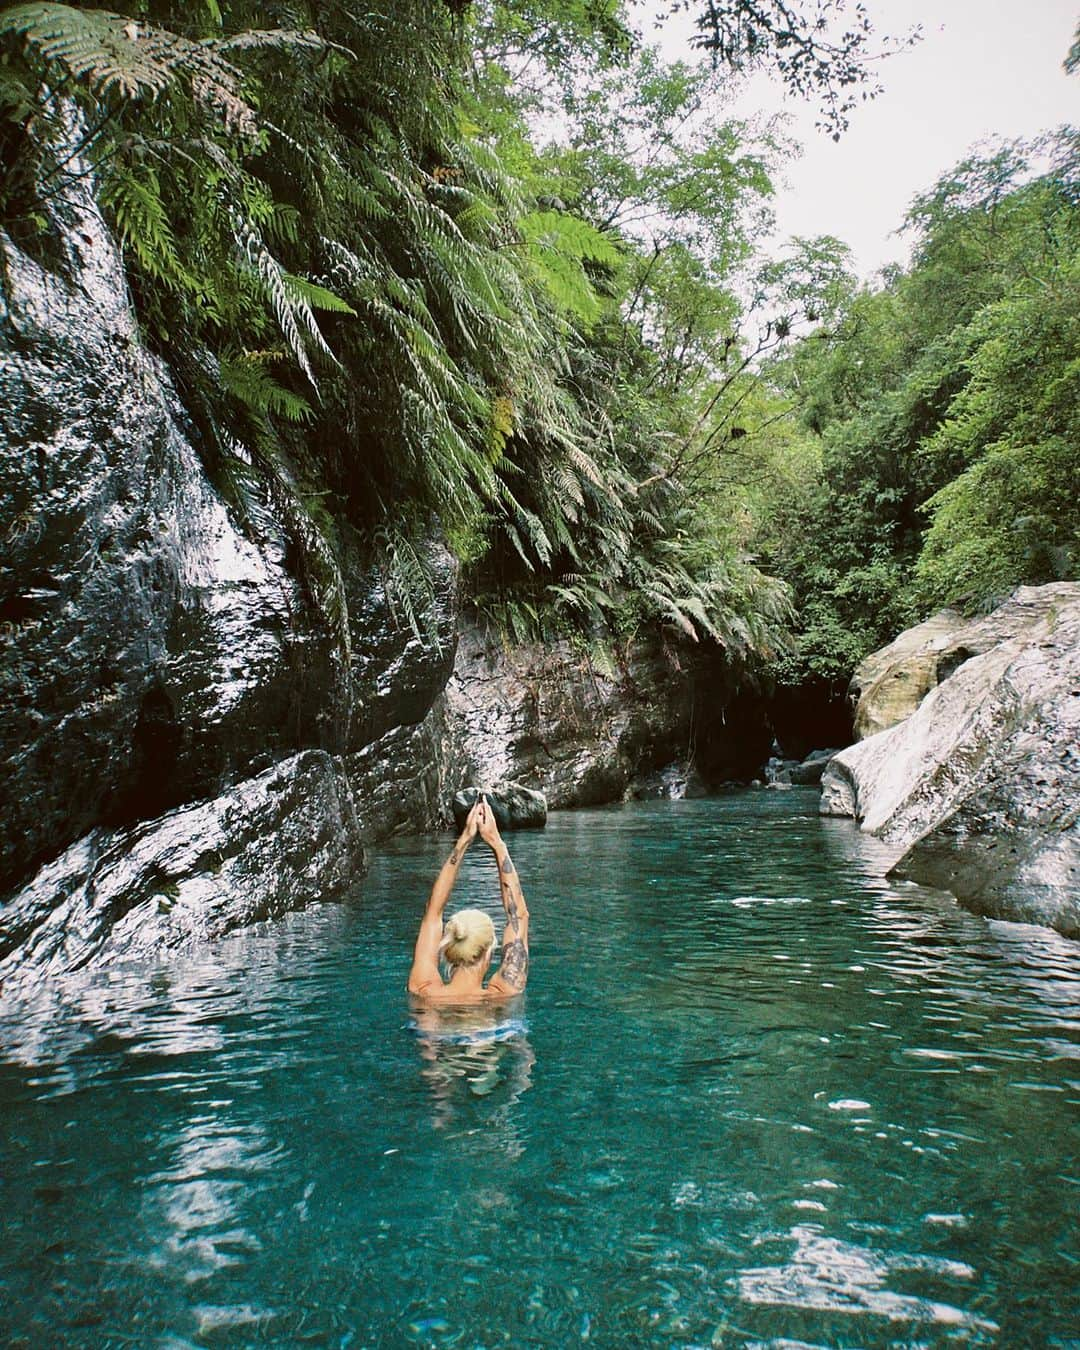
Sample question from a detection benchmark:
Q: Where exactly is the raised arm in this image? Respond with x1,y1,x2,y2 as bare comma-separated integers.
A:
479,801,530,996
407,803,481,996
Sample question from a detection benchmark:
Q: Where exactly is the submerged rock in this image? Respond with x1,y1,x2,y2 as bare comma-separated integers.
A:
764,755,800,785
789,748,841,786
822,585,1080,936
451,783,547,830
630,761,708,800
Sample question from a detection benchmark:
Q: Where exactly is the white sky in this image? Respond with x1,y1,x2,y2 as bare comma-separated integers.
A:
662,0,1079,279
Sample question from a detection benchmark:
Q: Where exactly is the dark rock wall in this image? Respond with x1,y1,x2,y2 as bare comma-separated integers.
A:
765,681,852,762
342,536,459,751
1,214,343,893
0,152,771,991
0,160,462,989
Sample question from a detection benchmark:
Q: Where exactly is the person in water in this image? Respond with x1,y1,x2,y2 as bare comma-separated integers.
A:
407,795,530,1002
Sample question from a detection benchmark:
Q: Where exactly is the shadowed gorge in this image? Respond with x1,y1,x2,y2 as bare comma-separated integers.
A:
1,5,1078,1343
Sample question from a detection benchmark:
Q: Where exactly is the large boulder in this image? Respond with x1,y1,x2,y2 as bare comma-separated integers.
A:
849,610,966,739
451,783,547,831
850,586,1075,739
0,752,363,1000
822,585,1080,936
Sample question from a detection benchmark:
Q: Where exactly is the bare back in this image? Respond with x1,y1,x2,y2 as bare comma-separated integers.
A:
407,798,530,1004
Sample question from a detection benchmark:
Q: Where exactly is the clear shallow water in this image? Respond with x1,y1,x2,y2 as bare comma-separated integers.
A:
1,792,1078,1349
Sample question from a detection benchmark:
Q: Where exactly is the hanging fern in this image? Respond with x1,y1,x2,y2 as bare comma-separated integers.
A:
219,352,313,423
520,209,623,326
1,0,797,673
98,163,186,286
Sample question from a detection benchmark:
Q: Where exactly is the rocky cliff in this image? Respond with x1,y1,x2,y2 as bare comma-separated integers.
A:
447,624,704,806
821,585,1080,937
1,161,760,994
0,160,460,994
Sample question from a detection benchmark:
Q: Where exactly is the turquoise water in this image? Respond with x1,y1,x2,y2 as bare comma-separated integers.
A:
1,793,1078,1348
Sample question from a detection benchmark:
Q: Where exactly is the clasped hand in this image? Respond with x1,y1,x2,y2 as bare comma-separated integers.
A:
462,794,501,847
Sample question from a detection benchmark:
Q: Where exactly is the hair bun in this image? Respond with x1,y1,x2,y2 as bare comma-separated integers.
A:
440,908,495,968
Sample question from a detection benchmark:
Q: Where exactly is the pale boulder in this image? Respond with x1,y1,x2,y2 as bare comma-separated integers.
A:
822,584,1080,937
849,585,1078,739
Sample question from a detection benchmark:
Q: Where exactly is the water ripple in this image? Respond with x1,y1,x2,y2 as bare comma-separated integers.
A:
1,796,1077,1347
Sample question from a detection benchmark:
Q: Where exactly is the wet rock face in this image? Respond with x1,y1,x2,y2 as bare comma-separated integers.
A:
0,195,342,893
0,751,364,1000
822,585,1080,936
445,624,699,808
342,536,459,750
0,149,459,989
344,695,462,844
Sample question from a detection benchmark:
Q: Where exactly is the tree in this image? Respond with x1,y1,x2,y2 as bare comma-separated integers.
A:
671,0,918,138
0,0,911,669
740,127,1080,687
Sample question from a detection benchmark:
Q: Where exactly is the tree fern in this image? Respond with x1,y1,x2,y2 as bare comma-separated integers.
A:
231,214,349,388
1,5,323,129
2,4,181,101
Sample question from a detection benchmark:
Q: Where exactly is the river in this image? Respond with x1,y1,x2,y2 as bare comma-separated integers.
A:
1,792,1077,1347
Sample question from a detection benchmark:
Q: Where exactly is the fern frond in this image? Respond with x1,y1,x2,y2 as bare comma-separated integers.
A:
99,164,186,285
232,215,344,387
282,272,356,316
220,352,313,422
2,4,175,101
209,28,326,56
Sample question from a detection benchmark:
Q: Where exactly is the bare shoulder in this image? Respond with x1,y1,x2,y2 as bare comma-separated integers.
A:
407,977,447,1000
484,974,525,1001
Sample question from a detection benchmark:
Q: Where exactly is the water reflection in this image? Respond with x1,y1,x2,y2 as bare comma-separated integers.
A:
738,1222,999,1336
408,1004,535,1144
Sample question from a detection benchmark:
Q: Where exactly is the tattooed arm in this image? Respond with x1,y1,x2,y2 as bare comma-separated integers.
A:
478,804,530,996
407,801,481,995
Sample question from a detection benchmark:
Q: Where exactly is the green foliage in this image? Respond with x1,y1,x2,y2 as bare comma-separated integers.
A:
218,353,313,423
519,209,622,324
741,128,1080,685
0,0,910,675
915,269,1080,607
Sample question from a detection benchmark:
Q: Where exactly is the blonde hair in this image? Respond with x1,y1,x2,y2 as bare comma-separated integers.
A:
439,909,495,968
